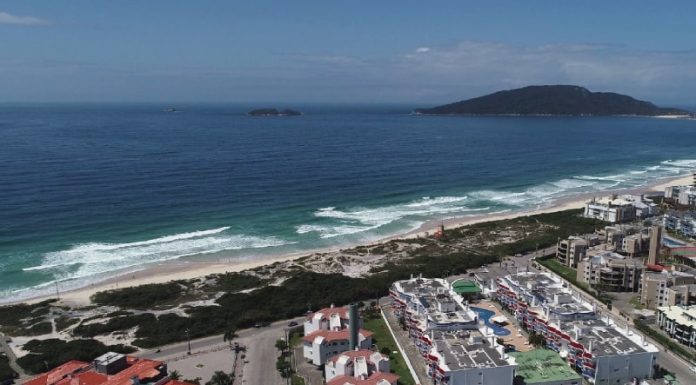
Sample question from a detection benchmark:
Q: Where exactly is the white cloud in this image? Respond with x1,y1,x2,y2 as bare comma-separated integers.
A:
0,10,47,26
415,47,430,53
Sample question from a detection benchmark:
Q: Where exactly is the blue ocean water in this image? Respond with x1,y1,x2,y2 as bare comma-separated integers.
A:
2,103,696,300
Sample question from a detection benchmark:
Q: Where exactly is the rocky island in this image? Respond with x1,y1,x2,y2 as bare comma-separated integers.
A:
415,85,691,116
247,108,302,116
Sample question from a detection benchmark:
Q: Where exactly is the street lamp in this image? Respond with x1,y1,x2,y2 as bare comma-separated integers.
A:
185,328,191,355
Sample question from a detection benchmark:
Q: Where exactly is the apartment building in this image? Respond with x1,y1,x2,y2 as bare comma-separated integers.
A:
425,330,517,385
576,251,644,292
556,237,588,268
584,196,636,223
665,185,696,206
663,211,696,238
640,270,696,309
496,272,658,385
656,305,696,348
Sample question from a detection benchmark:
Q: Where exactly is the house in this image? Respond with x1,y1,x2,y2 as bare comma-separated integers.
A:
324,350,397,385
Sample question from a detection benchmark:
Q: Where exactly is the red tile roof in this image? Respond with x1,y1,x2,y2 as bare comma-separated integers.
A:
303,329,374,344
22,356,192,385
328,350,386,365
24,361,90,385
309,306,349,320
326,372,399,385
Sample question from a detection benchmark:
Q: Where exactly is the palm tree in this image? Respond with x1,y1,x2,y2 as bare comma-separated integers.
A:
205,371,231,385
169,370,182,380
223,328,237,347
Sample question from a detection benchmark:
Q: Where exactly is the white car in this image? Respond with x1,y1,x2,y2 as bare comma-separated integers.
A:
689,365,696,374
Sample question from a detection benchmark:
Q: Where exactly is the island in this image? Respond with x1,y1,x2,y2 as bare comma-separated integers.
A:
414,85,691,116
247,108,302,116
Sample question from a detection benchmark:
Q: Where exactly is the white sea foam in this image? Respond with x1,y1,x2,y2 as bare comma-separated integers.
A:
24,228,292,281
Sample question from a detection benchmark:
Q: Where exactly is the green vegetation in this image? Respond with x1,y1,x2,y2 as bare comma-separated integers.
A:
91,282,184,309
0,355,17,383
537,258,577,282
634,319,696,362
24,322,52,336
363,317,414,385
205,371,233,385
290,375,305,385
55,315,80,332
73,313,156,337
0,299,55,335
17,339,136,374
629,296,644,310
207,272,266,292
415,85,689,116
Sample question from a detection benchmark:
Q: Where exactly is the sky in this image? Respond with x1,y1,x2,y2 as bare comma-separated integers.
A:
1,1,696,105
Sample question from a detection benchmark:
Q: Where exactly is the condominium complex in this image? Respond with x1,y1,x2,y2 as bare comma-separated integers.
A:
665,185,696,206
656,305,696,349
390,276,517,385
496,272,658,385
584,196,636,223
663,211,696,238
576,250,644,292
640,270,696,309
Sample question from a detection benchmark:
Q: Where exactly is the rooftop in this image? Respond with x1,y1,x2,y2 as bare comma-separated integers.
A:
657,305,696,326
431,330,512,371
325,372,399,385
303,328,374,344
509,349,581,384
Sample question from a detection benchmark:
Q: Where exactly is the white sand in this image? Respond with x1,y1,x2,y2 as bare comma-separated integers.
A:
17,174,694,307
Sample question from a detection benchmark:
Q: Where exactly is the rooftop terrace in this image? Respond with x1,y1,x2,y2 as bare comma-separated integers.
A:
509,349,581,384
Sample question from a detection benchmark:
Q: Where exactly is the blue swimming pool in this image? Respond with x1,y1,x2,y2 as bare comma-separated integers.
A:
663,236,686,247
470,306,511,336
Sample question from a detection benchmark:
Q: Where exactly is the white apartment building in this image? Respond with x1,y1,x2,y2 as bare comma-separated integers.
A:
656,305,696,348
497,272,658,384
426,330,517,385
584,196,636,223
324,350,397,385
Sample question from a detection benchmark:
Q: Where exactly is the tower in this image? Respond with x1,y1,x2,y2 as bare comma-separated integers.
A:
648,225,662,265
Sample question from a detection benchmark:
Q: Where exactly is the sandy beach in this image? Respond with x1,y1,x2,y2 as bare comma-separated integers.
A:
14,173,694,307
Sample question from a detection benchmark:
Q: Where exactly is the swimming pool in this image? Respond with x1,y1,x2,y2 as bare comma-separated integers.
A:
470,306,511,336
663,236,686,247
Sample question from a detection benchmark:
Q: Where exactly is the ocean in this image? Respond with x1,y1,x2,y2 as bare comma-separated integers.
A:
2,103,696,301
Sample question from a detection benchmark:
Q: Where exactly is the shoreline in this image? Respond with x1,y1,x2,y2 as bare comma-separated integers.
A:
8,173,693,307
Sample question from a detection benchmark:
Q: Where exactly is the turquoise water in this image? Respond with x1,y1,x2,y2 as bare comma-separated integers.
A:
470,306,511,336
2,104,696,300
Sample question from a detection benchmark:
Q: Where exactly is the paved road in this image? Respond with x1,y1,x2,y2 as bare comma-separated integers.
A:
0,332,27,380
140,317,304,385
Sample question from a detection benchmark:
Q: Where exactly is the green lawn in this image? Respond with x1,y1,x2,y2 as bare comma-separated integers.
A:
629,296,644,310
363,317,415,385
537,258,577,282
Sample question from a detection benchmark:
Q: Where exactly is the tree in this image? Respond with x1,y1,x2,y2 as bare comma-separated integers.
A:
527,332,545,347
184,378,201,385
205,371,231,385
169,370,181,380
223,328,237,347
379,347,391,356
275,358,293,378
275,339,288,353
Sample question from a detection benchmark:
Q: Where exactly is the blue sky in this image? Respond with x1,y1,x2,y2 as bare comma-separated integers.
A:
2,1,696,104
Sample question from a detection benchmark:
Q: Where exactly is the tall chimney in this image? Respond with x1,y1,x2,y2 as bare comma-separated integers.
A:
348,303,359,350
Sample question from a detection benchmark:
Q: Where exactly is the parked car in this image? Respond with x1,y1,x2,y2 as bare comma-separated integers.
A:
288,321,298,327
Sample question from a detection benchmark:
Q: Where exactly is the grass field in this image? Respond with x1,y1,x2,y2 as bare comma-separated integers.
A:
537,258,577,282
363,317,415,385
